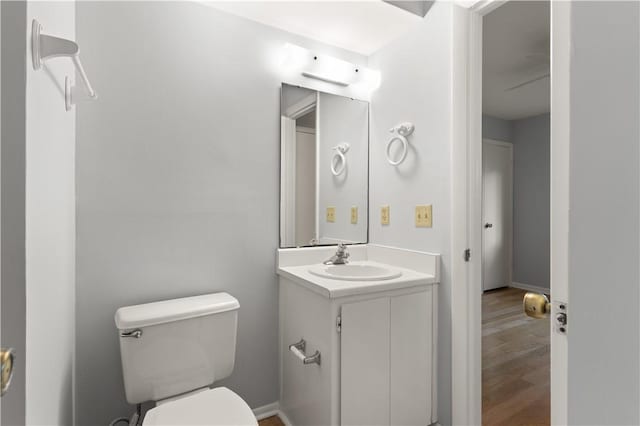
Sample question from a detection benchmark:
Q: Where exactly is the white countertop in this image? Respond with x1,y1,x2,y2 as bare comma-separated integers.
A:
277,260,438,299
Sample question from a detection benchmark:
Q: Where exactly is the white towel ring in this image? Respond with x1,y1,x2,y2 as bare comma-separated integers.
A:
386,135,408,166
331,143,350,176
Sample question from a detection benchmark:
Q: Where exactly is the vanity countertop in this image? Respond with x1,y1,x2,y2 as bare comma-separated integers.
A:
277,260,437,299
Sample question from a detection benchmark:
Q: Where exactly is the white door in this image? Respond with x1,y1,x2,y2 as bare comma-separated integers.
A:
482,139,513,291
294,128,316,246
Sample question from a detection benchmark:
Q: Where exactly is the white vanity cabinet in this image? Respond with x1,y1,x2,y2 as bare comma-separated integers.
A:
278,258,438,426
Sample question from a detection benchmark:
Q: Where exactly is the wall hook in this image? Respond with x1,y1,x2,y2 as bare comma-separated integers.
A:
32,19,97,111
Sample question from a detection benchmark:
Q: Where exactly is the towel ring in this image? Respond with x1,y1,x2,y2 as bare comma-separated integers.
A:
331,143,350,176
386,135,408,166
386,122,415,166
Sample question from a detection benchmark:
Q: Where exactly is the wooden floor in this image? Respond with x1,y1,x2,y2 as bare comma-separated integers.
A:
483,287,550,426
258,416,285,426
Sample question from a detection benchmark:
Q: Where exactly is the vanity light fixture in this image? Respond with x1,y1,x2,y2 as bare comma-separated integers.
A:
281,43,381,90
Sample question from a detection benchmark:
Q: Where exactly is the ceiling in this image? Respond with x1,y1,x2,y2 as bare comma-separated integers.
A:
205,1,424,56
483,1,550,120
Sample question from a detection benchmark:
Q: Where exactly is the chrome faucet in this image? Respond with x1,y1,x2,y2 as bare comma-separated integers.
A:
324,243,350,265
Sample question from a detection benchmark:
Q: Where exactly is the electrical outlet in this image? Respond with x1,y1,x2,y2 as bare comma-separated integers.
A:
351,207,358,224
326,207,336,223
415,205,433,228
381,205,390,225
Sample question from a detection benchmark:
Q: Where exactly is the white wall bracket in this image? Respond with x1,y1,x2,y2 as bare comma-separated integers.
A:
32,19,97,111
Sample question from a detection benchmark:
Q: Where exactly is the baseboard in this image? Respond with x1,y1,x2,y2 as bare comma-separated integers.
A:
277,409,293,426
252,402,280,420
258,405,434,426
510,281,550,294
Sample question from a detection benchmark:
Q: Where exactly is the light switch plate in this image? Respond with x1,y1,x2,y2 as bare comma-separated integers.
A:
351,207,358,224
415,205,432,227
326,207,336,223
381,205,390,225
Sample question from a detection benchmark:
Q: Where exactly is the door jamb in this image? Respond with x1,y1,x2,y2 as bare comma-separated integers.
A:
452,1,569,425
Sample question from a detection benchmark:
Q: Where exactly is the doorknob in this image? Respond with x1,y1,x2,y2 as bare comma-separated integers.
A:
523,292,551,319
1,348,15,396
484,223,493,229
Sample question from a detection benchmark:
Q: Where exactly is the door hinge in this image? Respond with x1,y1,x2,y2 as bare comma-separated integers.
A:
464,248,471,262
336,315,342,333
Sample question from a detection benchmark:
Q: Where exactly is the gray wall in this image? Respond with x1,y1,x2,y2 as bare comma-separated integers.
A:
369,2,454,423
25,2,76,424
511,114,549,289
482,114,550,290
567,2,639,424
1,2,26,424
317,92,368,244
75,2,366,424
482,114,512,142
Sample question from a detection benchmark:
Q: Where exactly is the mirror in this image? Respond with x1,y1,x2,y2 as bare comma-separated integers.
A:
280,84,369,248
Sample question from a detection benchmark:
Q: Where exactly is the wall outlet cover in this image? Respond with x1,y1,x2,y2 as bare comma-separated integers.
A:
326,206,336,223
381,205,390,225
351,206,358,224
415,205,433,228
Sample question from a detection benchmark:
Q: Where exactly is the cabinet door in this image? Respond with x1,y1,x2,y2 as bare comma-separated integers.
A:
340,298,390,426
390,290,433,425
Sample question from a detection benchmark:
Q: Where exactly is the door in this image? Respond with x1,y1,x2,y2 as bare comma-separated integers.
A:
294,127,316,246
341,298,390,426
482,139,513,291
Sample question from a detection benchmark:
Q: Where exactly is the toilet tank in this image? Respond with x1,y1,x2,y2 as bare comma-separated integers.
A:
115,293,240,404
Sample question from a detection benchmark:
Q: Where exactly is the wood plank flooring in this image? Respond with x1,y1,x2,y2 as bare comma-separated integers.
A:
258,416,285,426
483,287,550,426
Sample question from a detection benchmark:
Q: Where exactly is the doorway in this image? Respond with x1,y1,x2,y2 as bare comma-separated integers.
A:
480,1,550,425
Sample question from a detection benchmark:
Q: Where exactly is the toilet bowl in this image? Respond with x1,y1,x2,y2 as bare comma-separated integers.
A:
143,387,257,426
115,293,256,425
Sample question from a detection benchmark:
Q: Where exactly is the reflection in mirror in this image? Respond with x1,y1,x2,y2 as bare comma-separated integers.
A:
280,84,369,248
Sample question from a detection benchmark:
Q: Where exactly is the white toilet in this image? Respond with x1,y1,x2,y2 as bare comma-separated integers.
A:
115,292,258,425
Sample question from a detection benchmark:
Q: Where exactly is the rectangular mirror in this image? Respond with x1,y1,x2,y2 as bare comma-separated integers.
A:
280,84,369,248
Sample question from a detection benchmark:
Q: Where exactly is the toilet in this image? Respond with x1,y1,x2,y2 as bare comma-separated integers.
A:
115,293,257,425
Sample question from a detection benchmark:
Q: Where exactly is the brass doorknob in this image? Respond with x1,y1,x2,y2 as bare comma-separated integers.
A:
1,348,15,396
523,292,551,319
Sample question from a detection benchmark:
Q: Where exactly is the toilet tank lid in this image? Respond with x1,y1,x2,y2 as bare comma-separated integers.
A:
115,293,240,330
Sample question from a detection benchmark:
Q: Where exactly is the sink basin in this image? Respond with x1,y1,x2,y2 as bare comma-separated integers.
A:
308,263,402,281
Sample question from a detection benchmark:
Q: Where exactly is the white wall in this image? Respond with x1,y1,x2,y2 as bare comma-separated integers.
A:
318,92,368,244
25,2,76,424
567,2,639,424
75,2,367,424
368,2,455,424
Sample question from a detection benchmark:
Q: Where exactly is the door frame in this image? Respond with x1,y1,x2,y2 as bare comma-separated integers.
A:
280,93,318,247
481,139,513,292
451,1,569,425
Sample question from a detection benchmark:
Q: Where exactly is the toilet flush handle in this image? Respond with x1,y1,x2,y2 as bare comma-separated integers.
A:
120,329,143,339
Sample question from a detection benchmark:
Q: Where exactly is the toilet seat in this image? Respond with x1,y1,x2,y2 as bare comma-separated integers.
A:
143,387,257,426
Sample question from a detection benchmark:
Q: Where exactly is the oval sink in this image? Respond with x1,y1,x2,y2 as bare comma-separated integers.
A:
308,264,402,281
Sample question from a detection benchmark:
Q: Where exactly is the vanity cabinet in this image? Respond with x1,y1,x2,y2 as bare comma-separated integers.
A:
279,277,438,426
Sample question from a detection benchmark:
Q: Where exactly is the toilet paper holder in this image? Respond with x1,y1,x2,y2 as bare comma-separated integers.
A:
289,339,321,365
